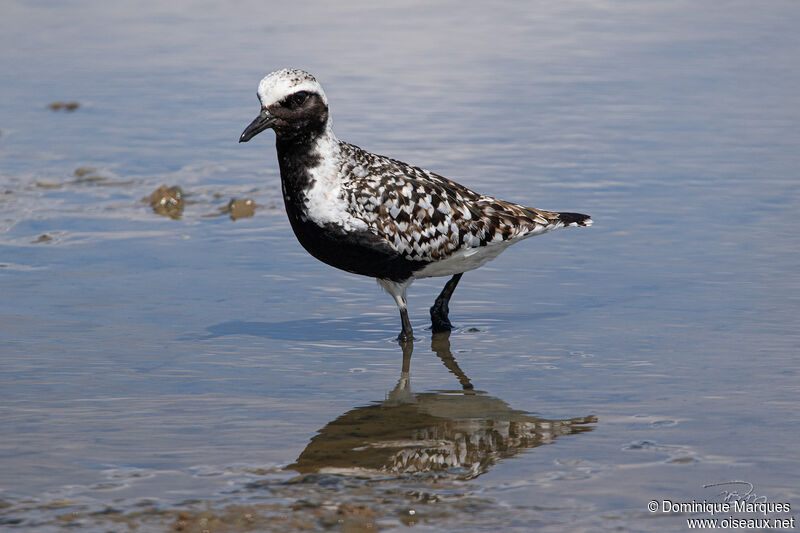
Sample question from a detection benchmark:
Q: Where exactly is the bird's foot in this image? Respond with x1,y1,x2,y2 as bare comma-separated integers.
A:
430,303,454,333
397,329,414,343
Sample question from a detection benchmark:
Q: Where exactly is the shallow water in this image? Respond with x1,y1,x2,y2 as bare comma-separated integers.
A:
1,1,799,531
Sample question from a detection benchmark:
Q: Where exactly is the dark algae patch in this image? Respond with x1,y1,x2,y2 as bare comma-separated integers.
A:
144,185,185,219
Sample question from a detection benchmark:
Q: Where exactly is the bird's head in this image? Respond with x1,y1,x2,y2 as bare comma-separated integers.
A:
239,68,329,143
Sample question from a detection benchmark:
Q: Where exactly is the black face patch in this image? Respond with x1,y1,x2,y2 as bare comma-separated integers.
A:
269,92,329,142
284,91,309,109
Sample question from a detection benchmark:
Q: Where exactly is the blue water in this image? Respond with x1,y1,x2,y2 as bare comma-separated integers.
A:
1,1,798,531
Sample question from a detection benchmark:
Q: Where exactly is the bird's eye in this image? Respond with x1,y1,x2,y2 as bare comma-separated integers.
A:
289,91,309,107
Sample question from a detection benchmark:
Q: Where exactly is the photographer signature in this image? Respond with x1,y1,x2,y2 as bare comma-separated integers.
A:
703,480,767,504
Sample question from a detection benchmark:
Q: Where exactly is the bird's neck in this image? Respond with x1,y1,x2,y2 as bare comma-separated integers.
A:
276,121,337,181
275,123,341,217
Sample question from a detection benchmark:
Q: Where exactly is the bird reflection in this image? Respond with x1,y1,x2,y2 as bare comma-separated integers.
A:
289,334,596,480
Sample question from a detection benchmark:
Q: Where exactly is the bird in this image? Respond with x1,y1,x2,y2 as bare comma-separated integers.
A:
239,69,591,342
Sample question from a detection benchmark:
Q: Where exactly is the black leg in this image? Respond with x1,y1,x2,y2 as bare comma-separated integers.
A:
430,273,463,332
378,279,414,342
398,307,414,342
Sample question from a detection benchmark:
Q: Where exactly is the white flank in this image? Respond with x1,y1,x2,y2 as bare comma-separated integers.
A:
414,241,515,279
414,223,559,279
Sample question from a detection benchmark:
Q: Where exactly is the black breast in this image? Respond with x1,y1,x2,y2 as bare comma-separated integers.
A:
276,138,428,282
285,214,428,282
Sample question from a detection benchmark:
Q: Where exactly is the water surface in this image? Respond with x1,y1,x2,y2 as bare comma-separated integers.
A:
1,1,799,531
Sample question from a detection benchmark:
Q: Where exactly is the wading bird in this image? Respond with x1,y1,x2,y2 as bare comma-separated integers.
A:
240,69,591,341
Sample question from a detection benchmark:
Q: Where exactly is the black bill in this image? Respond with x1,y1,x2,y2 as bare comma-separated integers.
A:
239,112,277,142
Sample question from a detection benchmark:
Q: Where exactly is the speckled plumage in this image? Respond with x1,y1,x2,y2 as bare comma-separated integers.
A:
335,140,585,265
240,68,592,340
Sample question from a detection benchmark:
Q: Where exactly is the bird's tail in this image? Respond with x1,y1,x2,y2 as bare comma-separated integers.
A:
556,211,593,227
509,204,593,233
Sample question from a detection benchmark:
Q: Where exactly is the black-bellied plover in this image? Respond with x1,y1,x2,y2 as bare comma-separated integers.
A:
240,69,591,341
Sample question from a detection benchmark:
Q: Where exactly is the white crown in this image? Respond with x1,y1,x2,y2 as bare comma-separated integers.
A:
257,68,328,108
